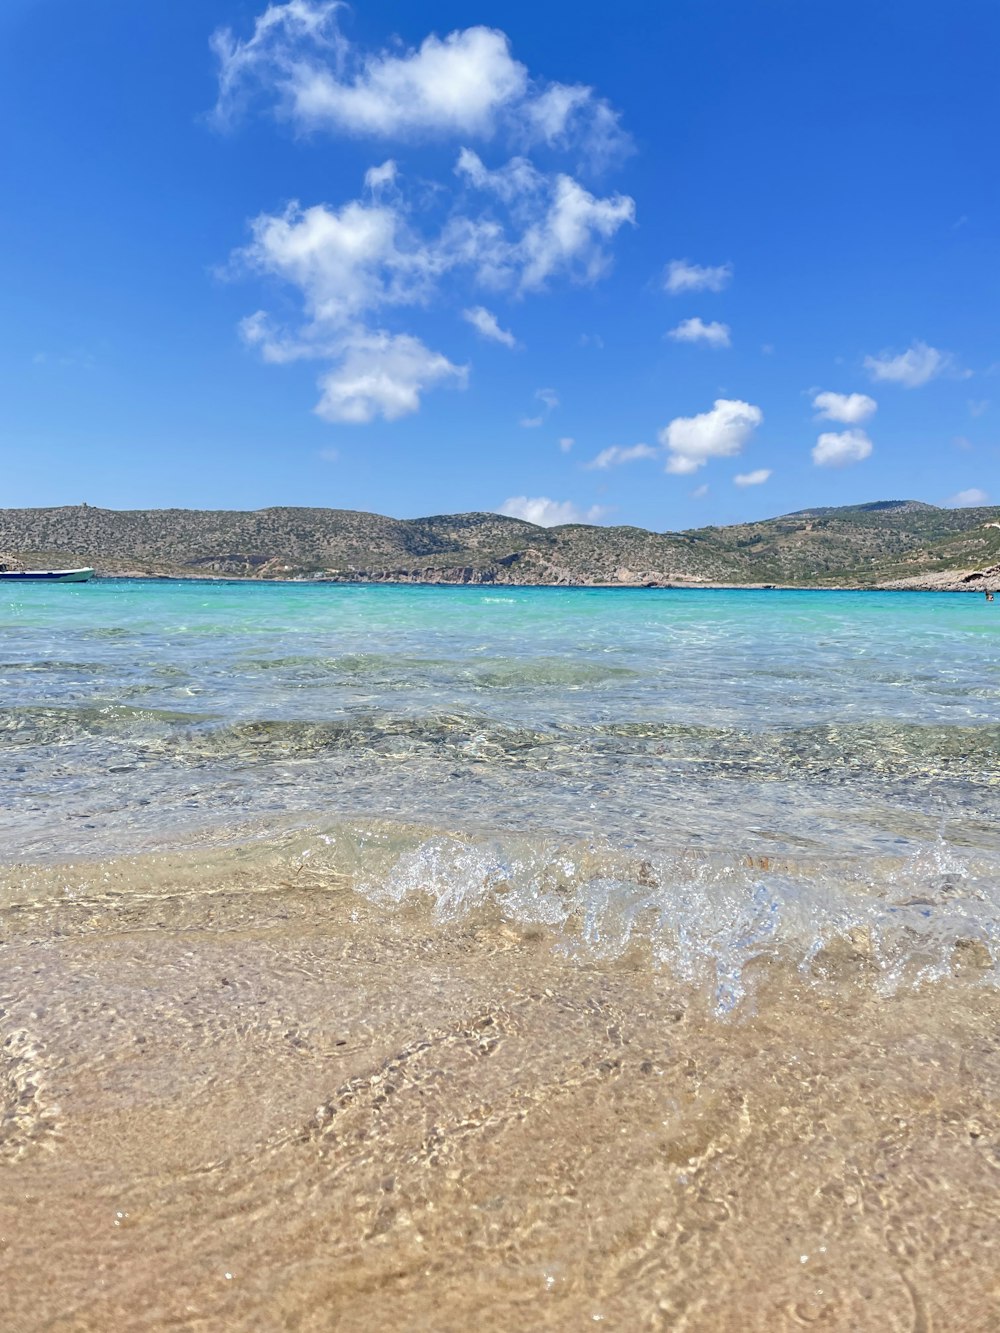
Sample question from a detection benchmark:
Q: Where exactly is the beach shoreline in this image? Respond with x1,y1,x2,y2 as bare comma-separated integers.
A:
3,837,1000,1331
48,569,1000,592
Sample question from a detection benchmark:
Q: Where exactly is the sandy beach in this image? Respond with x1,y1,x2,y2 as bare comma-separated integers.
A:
4,838,1000,1331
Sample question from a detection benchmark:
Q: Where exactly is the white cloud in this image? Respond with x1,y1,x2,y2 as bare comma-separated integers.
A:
519,415,543,428
234,156,630,421
659,399,763,475
497,496,608,526
299,28,525,137
240,314,466,422
364,159,398,193
212,4,631,168
239,309,311,363
523,81,591,141
521,175,634,289
244,157,630,317
733,468,772,487
453,146,541,201
315,331,466,423
558,437,574,452
462,305,517,348
234,192,465,420
240,197,438,329
863,340,959,388
812,390,877,424
520,82,630,170
691,484,710,498
453,153,635,292
214,11,527,137
584,443,656,470
211,0,345,127
811,429,873,467
220,13,635,426
666,317,731,348
663,259,733,295
947,488,990,507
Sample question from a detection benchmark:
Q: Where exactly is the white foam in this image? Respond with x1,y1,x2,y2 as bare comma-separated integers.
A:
353,832,1000,1014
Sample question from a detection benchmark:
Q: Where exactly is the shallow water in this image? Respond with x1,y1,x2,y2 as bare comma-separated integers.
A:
3,581,999,861
3,582,1000,1329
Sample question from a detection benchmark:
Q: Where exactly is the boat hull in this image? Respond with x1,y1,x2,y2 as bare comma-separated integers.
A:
0,568,94,583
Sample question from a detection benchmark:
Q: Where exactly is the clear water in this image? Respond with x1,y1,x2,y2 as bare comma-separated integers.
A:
5,577,1000,1003
4,579,1000,996
3,579,999,857
5,580,1000,1328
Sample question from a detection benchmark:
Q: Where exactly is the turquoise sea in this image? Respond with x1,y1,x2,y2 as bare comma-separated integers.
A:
4,578,1000,1003
4,579,999,856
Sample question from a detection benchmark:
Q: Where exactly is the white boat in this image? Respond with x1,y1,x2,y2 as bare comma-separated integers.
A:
0,567,94,583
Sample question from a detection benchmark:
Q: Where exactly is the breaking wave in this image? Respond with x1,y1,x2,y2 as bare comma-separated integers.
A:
285,824,1000,1014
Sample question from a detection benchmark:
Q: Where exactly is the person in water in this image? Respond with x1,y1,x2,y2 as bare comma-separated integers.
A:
987,590,995,602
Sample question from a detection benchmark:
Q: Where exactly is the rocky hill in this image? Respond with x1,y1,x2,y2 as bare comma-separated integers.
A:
1,500,999,589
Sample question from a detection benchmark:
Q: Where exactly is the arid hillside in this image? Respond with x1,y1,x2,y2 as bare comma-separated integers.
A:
2,499,999,588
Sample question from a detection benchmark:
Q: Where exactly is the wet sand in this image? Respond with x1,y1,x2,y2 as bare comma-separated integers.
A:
3,840,1000,1332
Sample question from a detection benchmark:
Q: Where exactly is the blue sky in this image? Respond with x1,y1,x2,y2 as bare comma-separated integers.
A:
1,0,997,529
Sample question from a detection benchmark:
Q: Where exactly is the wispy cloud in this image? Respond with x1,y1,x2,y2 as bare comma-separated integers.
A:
363,159,398,193
584,443,656,469
558,436,574,452
968,399,990,418
666,317,731,348
32,349,97,371
497,495,609,525
733,468,771,487
659,399,763,474
863,340,964,388
663,259,733,295
211,3,630,168
454,149,635,293
812,429,873,467
520,386,559,426
947,487,990,507
462,305,517,348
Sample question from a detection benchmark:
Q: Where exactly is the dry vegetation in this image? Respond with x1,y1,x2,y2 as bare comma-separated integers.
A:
2,500,999,587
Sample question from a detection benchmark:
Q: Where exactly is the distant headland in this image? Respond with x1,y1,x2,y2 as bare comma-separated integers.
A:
1,500,998,591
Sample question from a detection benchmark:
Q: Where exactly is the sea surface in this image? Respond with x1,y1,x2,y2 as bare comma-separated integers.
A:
3,580,1000,1330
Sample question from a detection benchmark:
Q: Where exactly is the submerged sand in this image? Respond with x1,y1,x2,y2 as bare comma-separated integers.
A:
3,836,999,1332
